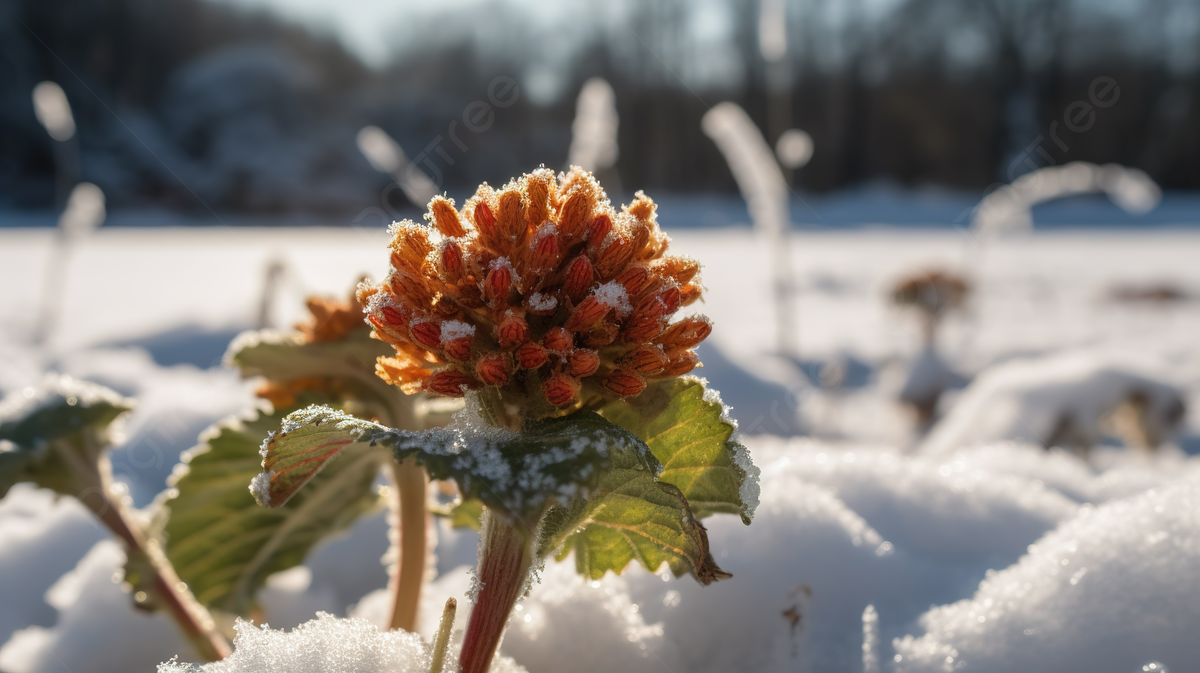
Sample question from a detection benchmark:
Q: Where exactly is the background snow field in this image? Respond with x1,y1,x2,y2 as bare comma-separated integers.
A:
2,227,1199,672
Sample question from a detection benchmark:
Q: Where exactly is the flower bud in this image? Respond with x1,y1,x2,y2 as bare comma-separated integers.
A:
662,349,700,376
425,369,474,397
543,326,573,353
624,191,656,221
429,196,467,238
439,240,465,281
377,355,432,395
581,321,619,348
440,320,476,361
390,272,433,308
388,223,434,274
656,316,712,351
473,201,497,241
495,312,528,349
623,294,669,342
593,234,635,279
565,295,609,332
619,345,668,375
561,255,595,302
475,352,512,387
381,305,408,326
650,255,701,286
625,218,651,260
524,169,553,229
615,266,651,297
409,319,442,350
496,189,525,246
443,337,472,361
516,341,549,369
558,188,594,240
531,223,561,270
485,260,513,306
431,295,459,317
567,348,600,377
623,316,667,343
543,372,581,407
602,369,647,397
659,285,682,314
587,212,612,245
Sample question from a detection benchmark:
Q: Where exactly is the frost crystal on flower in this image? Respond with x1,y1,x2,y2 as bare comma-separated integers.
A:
359,166,711,419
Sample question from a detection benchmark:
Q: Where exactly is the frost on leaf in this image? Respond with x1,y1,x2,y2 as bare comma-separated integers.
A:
255,399,646,527
257,398,729,584
0,374,132,498
600,376,759,524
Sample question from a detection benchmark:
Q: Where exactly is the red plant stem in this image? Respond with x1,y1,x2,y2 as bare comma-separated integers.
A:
87,488,232,661
458,511,533,673
388,458,428,631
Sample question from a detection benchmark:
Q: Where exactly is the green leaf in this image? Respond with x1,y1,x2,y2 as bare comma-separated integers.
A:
259,403,729,584
225,328,422,430
163,394,386,615
543,448,732,586
600,376,759,524
225,328,391,381
431,496,485,531
0,376,132,498
256,405,638,528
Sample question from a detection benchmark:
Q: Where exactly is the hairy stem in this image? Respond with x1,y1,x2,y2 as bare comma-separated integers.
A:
388,458,429,632
458,510,534,673
78,451,231,660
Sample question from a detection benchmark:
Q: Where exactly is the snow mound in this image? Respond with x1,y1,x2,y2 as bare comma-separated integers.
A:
923,351,1186,455
0,540,194,673
897,347,965,421
894,476,1200,672
158,613,527,673
759,438,1079,565
0,485,106,645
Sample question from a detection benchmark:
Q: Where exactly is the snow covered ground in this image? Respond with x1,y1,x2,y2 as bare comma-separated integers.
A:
2,224,1200,672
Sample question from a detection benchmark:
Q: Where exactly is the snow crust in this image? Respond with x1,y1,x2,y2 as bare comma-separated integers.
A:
0,540,195,673
893,475,1200,672
483,438,1200,673
157,613,527,673
0,485,106,646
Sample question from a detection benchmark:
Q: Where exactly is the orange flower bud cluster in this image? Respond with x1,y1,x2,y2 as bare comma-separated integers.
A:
359,167,711,418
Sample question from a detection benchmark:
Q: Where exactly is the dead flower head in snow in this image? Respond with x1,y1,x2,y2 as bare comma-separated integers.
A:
358,166,710,419
890,269,969,319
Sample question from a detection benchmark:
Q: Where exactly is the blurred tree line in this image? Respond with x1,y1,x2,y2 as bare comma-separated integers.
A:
2,0,1197,215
